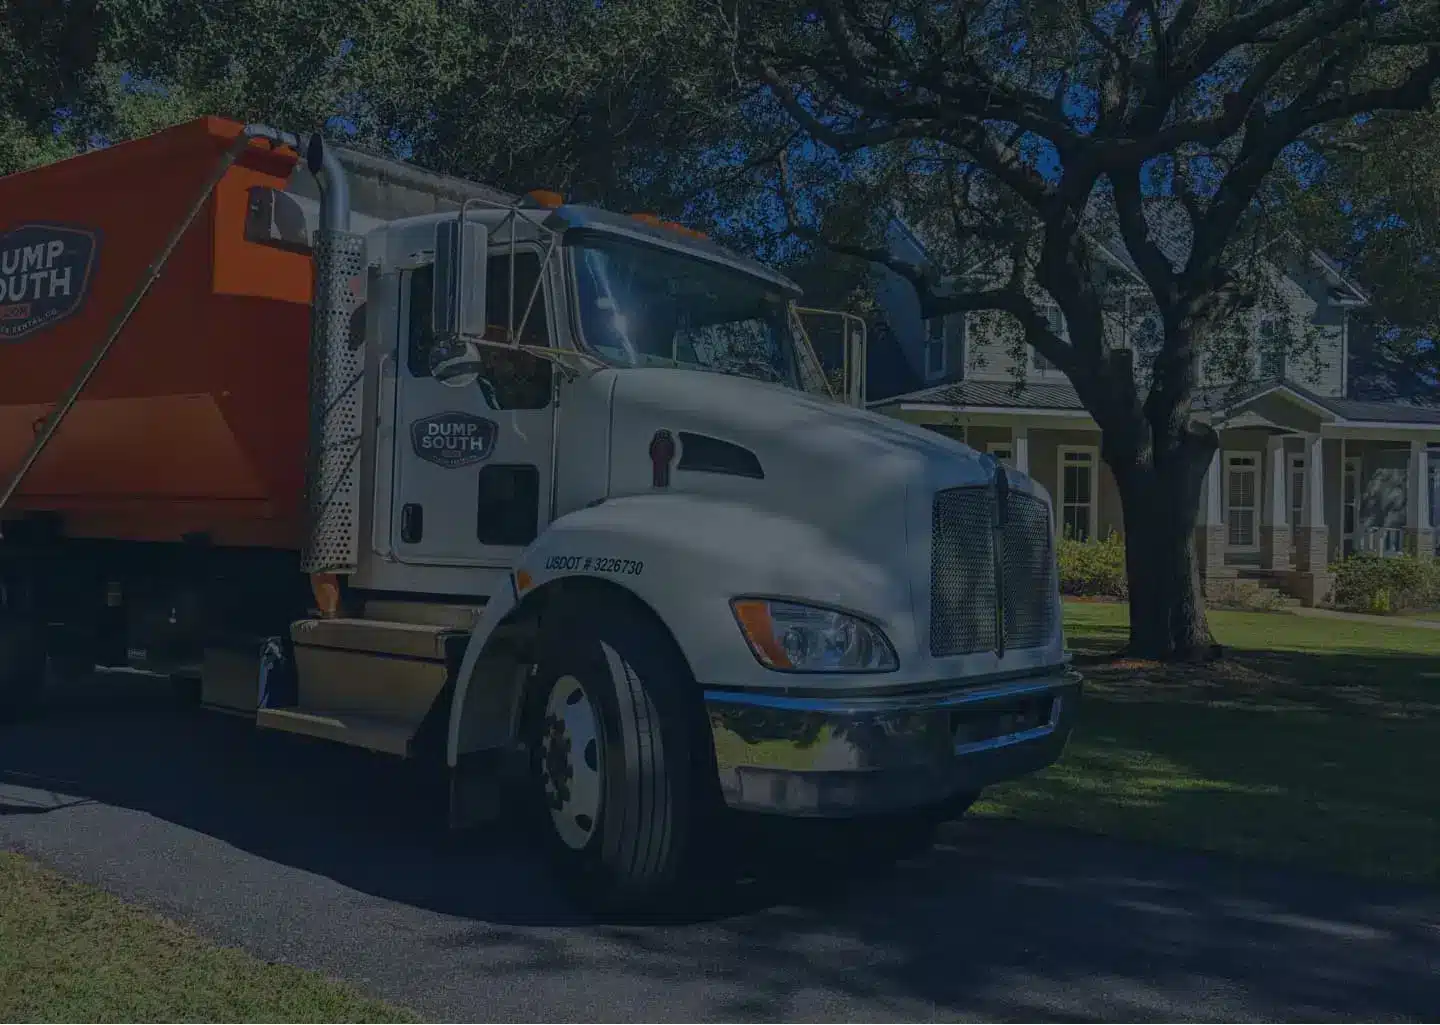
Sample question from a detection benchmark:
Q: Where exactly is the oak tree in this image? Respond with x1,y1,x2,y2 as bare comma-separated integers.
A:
738,0,1440,658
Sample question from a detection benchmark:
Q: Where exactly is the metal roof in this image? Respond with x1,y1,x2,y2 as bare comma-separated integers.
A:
878,376,1440,427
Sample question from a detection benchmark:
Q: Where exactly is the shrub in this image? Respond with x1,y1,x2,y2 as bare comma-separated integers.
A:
1332,553,1440,614
1057,532,1128,598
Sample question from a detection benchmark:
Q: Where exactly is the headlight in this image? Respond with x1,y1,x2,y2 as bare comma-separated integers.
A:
730,599,898,673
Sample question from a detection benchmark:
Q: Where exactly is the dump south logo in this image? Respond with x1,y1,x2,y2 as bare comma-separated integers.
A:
410,411,498,468
0,224,99,341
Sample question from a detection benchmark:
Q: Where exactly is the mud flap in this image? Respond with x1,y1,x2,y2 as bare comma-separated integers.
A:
448,750,507,830
257,635,298,709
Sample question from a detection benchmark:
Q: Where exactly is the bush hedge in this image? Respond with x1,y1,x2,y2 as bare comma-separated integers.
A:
1057,536,1440,615
1057,532,1128,598
1332,553,1440,614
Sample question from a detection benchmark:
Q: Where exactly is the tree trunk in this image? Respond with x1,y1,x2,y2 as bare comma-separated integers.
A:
1113,455,1219,661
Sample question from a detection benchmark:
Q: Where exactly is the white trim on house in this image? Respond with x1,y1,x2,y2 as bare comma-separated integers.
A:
1339,310,1349,399
922,315,946,380
888,403,1090,418
1220,383,1339,422
1056,445,1099,542
987,440,1014,467
1322,422,1440,438
1342,453,1362,556
1286,452,1306,528
1286,451,1307,560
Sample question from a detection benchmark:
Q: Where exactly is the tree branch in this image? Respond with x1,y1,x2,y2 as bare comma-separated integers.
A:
1191,44,1440,286
1110,165,1178,305
773,147,1074,375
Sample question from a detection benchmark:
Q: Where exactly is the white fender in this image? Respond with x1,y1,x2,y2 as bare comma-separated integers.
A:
443,491,918,767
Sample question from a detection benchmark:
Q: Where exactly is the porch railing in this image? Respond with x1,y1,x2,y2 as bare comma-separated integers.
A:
1357,527,1405,558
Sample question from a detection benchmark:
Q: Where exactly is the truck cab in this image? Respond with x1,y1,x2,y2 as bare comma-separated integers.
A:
308,187,1081,904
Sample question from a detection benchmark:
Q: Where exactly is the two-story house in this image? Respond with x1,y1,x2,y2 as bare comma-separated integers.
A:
867,214,1440,605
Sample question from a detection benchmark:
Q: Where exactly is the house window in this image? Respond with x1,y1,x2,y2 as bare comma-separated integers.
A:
924,316,946,380
1033,306,1067,371
1343,455,1362,556
1259,318,1286,379
1428,448,1440,535
1132,312,1164,380
1225,453,1260,550
989,444,1014,468
1058,448,1096,541
1288,453,1305,528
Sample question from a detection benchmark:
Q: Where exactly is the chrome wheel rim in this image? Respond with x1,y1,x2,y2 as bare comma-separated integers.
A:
539,673,604,850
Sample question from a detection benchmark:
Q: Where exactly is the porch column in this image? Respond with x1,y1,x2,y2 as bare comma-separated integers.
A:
1288,433,1332,606
1295,433,1327,571
1011,426,1030,475
1195,448,1227,595
1406,440,1434,560
1260,434,1291,570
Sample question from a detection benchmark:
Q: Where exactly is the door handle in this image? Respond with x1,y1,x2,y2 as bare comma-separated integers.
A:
401,503,424,543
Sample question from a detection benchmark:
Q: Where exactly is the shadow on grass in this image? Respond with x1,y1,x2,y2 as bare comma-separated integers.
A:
991,618,1440,883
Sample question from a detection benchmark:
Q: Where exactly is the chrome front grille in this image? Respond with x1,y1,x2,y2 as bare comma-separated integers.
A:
930,488,997,656
1001,491,1058,649
930,485,1056,657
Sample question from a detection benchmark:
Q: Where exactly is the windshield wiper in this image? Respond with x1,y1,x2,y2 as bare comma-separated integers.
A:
714,357,785,384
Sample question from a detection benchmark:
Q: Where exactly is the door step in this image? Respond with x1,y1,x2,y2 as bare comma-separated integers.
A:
291,617,464,660
255,707,417,756
362,599,485,631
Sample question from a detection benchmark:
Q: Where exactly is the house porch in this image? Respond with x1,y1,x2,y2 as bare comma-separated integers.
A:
877,385,1440,607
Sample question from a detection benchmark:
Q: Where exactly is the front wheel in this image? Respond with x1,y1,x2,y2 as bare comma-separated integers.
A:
523,591,716,915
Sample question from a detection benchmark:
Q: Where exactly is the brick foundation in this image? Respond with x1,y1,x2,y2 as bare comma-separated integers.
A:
1283,570,1334,607
1259,525,1292,571
1292,525,1329,573
1195,524,1236,600
1195,524,1230,578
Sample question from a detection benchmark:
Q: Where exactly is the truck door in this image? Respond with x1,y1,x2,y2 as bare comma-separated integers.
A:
390,247,556,565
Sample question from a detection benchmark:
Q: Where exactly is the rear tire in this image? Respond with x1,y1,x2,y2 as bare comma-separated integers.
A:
0,615,47,723
522,591,715,916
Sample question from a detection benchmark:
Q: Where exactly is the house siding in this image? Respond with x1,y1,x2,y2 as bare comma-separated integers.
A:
962,310,1075,384
1195,261,1347,397
1273,260,1346,398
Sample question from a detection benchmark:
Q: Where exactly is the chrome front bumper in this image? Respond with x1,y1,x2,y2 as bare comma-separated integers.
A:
704,668,1081,816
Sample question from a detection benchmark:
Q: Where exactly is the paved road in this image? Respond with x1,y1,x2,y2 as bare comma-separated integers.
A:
3,671,1438,1022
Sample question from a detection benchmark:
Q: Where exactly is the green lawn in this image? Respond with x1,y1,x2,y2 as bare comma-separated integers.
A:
0,852,413,1023
976,603,1440,883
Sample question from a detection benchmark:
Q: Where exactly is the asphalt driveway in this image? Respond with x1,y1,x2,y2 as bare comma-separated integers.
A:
3,670,1438,1022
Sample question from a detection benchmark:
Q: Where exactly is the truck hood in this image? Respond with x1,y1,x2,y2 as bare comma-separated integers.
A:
605,366,996,488
599,367,1020,576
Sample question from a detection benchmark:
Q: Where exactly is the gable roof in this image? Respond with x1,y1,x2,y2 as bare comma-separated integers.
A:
1192,379,1440,424
887,204,1370,307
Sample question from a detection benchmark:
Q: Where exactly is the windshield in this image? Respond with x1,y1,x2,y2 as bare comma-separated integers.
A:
571,234,800,388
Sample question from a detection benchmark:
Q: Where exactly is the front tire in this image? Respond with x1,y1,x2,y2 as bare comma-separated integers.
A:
523,591,715,915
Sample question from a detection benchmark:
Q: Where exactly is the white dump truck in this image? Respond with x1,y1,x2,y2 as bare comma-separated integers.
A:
0,117,1080,911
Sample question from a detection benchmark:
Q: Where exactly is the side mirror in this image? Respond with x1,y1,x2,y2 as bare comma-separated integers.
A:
433,216,488,339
